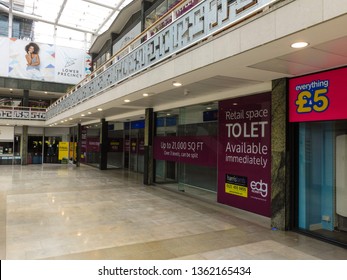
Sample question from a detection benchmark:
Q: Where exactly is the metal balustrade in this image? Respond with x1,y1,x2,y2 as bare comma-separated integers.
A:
45,0,279,120
0,106,46,121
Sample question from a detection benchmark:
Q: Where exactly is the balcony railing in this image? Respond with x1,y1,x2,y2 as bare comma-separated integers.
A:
0,106,46,120
46,0,279,120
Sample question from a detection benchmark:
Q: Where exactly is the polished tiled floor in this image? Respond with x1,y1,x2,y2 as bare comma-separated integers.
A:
0,164,346,260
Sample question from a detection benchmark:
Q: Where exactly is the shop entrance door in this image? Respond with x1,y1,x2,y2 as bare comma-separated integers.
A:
129,127,145,173
297,121,347,245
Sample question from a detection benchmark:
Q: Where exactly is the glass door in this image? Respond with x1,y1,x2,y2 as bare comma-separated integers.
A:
297,120,347,245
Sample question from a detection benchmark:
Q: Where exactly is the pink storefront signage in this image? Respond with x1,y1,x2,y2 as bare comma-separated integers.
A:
289,67,347,122
218,93,271,217
153,135,217,167
86,137,100,152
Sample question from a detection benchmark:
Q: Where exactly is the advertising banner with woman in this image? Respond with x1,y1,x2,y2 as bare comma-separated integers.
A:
0,37,88,84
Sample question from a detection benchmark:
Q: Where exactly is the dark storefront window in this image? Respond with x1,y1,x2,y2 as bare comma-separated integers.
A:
155,103,218,194
44,137,60,163
28,136,43,164
81,124,101,168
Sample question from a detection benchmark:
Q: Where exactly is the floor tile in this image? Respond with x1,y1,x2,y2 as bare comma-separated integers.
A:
0,164,346,260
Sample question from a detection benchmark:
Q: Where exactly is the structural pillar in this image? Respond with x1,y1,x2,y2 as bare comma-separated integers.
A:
21,125,28,165
141,1,152,32
271,78,291,230
143,108,154,185
76,123,82,167
99,119,108,170
23,89,29,107
8,0,13,38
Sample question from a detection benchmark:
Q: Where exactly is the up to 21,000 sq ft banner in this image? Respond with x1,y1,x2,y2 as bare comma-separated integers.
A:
0,37,90,84
218,93,271,217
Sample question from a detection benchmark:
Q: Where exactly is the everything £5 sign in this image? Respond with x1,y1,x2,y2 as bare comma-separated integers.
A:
289,67,347,122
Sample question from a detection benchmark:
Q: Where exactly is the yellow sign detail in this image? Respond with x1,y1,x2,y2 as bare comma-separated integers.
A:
58,142,69,160
69,142,77,161
225,183,248,198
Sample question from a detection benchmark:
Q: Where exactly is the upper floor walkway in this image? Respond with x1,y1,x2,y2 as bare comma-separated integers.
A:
2,0,347,127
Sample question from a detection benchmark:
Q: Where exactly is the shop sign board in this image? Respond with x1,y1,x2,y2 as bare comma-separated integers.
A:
87,137,100,152
109,138,123,152
153,135,217,167
218,93,271,217
58,142,69,160
289,67,347,122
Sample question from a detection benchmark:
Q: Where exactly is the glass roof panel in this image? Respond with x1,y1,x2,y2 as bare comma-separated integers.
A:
2,0,134,49
25,0,65,22
59,0,113,32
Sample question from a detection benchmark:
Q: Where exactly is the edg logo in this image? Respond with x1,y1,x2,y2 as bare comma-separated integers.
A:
250,179,268,198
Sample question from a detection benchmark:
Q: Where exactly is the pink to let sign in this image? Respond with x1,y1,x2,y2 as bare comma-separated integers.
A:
218,93,272,217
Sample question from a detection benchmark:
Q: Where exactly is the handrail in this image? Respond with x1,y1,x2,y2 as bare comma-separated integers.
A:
46,0,280,119
47,0,203,111
0,105,46,120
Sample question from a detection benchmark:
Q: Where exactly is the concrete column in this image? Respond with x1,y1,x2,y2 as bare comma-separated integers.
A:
21,126,28,165
76,124,81,167
8,0,13,38
99,119,108,170
143,108,154,185
141,1,152,32
23,89,29,107
271,78,291,230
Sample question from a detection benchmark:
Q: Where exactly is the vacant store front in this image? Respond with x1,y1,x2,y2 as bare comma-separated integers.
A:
289,67,347,247
153,92,272,218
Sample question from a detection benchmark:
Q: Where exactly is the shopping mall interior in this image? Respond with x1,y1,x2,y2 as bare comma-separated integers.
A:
1,0,347,259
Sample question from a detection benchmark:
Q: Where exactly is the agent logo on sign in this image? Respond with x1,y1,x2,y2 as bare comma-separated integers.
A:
250,179,268,198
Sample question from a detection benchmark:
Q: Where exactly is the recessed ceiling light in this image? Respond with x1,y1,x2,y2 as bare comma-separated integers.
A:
81,114,85,117
44,91,48,94
69,118,73,120
124,99,131,103
143,93,149,97
206,107,212,110
172,81,182,87
61,121,64,123
233,103,238,106
88,112,92,114
97,108,103,111
9,88,12,91
167,113,171,116
291,41,309,49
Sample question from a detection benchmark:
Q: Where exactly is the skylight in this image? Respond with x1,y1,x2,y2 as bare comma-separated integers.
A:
1,0,134,49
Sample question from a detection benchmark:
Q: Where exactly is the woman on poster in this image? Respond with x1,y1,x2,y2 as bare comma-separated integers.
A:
25,42,44,80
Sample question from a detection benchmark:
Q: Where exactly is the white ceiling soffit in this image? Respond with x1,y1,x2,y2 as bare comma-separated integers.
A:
249,36,347,75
